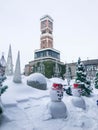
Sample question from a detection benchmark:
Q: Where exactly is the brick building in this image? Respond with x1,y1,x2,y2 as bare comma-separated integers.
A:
67,59,98,79
24,15,64,76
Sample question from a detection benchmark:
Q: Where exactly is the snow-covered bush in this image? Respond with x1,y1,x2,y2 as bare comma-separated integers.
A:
27,73,47,90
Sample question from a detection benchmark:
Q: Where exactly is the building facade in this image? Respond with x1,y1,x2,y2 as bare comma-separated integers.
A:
67,59,98,79
24,15,98,78
24,15,64,76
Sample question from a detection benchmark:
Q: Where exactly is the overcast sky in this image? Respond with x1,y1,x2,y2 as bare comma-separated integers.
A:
0,0,98,72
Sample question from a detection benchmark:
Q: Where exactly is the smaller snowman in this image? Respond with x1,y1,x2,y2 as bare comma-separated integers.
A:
49,83,67,119
72,83,86,109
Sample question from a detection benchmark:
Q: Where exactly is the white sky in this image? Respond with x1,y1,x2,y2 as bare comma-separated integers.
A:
0,0,98,72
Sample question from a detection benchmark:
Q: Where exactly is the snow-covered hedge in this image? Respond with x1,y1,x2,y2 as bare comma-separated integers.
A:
27,73,47,90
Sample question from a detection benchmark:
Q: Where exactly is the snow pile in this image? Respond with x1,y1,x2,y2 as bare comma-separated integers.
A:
1,76,49,105
0,75,98,130
27,73,47,90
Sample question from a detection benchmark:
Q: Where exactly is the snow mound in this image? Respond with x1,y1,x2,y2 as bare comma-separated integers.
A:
48,101,68,119
27,73,47,90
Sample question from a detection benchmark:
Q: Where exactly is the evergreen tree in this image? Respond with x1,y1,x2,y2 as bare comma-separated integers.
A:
0,56,8,115
94,71,98,89
75,57,92,96
44,61,54,78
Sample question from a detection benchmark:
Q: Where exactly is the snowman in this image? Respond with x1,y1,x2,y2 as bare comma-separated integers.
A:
72,83,86,109
49,83,68,119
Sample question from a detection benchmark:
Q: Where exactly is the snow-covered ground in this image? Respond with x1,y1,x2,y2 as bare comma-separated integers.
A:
0,75,98,130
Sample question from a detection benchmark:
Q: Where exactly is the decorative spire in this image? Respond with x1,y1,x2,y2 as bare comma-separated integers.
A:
13,51,22,83
0,52,6,67
5,44,13,75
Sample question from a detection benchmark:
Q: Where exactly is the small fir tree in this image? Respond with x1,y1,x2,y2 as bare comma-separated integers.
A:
94,71,98,89
75,58,92,96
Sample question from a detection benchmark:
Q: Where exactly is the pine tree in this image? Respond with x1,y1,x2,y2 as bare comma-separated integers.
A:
94,71,98,89
75,57,92,96
0,74,8,114
0,55,8,115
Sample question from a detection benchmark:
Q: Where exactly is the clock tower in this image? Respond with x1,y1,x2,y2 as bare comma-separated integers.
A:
34,15,60,61
24,15,64,76
40,15,53,49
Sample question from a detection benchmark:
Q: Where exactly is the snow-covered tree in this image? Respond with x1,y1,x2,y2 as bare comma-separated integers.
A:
75,57,92,96
94,71,98,89
0,55,8,115
0,74,8,115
